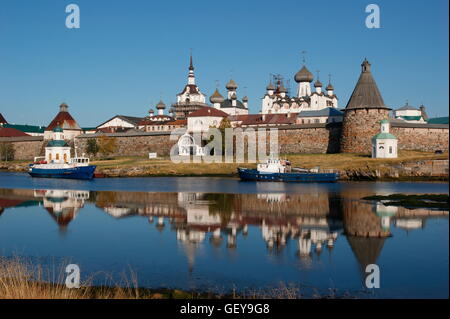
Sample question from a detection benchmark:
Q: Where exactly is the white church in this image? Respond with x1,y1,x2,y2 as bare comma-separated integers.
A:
371,119,398,158
261,63,338,115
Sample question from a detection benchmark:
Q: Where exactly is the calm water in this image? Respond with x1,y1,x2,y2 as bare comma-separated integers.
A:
0,172,448,298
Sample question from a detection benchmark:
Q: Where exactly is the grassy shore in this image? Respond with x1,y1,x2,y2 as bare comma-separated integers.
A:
0,150,447,179
0,257,361,299
89,150,448,178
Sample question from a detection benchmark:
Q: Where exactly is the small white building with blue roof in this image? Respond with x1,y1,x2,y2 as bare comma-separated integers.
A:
372,119,398,158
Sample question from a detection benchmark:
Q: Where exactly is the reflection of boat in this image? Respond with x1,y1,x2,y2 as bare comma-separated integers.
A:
238,158,339,183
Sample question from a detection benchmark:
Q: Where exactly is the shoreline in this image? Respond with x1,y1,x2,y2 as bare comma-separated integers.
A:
1,151,448,181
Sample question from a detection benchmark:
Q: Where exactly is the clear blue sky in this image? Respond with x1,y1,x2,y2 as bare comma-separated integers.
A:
0,0,448,127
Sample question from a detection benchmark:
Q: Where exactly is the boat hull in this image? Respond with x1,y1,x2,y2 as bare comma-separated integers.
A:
29,165,97,180
238,168,339,183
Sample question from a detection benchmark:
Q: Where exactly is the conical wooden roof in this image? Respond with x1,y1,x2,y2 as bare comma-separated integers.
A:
0,113,7,124
345,59,390,110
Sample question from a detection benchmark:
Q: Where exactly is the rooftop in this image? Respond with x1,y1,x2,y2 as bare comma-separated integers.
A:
0,127,30,137
345,59,390,110
188,106,228,118
297,108,343,117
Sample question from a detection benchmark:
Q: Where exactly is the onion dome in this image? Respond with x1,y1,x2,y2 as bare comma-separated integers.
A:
326,83,334,91
314,79,323,87
156,100,166,109
149,108,154,115
279,85,287,93
294,66,314,83
226,79,238,90
266,82,275,90
242,96,248,102
209,89,225,104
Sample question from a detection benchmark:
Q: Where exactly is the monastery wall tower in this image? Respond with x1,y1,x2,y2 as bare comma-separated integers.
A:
340,59,391,153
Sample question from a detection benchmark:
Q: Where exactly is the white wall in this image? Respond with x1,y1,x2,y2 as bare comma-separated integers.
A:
372,139,398,158
97,118,135,129
187,116,224,133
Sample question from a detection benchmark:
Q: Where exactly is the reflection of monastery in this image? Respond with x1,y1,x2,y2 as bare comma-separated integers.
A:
0,188,447,272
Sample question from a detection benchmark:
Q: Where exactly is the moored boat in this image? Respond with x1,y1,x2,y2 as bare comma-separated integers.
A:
29,159,96,180
28,125,96,180
238,158,339,183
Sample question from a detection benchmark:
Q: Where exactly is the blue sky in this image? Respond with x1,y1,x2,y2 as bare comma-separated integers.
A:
0,0,448,126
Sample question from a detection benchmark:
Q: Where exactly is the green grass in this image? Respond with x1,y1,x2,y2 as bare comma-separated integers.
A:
89,150,448,177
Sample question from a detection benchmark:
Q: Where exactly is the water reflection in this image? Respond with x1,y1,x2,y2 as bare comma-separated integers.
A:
0,187,447,277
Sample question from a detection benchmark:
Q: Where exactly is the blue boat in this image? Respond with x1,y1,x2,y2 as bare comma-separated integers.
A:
28,125,97,180
237,158,339,183
29,164,96,180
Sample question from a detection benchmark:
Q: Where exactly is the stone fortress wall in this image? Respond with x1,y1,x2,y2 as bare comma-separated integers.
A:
1,122,448,160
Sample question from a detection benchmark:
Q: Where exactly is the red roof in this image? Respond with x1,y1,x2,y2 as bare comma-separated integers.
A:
45,111,81,131
0,127,30,137
0,113,7,124
166,119,187,126
188,107,228,118
178,84,200,95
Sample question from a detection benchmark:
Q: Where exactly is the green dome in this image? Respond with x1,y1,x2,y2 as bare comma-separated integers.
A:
47,140,69,147
53,126,63,133
373,132,397,140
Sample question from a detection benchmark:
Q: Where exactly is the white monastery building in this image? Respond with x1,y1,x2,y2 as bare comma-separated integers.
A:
261,63,338,115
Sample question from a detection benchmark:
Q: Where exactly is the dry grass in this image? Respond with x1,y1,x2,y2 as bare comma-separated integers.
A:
0,256,190,299
90,150,448,177
0,257,367,299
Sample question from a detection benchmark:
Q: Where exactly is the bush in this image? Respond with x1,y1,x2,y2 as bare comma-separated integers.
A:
86,139,100,157
0,142,15,161
98,136,117,158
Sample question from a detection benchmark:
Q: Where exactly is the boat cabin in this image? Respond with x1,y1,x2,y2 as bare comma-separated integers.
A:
69,157,90,166
257,158,291,173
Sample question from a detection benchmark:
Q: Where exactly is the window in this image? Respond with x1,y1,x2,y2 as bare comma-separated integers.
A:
56,153,60,160
64,154,67,162
315,119,320,123
389,146,392,154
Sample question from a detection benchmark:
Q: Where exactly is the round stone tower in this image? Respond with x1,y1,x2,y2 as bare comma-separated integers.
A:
340,59,391,153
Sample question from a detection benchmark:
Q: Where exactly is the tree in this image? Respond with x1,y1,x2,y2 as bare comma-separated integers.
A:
98,136,117,158
208,118,232,153
86,138,100,157
0,142,14,161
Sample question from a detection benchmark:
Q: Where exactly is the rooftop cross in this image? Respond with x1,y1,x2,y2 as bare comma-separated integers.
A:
301,50,307,65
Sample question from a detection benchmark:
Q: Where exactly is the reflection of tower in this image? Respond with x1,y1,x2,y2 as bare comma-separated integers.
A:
346,236,386,278
156,216,165,232
343,198,391,237
209,227,223,247
38,189,89,235
177,229,205,273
